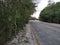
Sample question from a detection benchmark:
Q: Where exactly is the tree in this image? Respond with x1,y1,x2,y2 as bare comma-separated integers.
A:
39,2,60,24
48,0,54,5
0,0,35,45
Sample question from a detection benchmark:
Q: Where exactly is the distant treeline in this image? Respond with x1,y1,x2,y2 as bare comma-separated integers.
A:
0,0,35,45
39,2,60,24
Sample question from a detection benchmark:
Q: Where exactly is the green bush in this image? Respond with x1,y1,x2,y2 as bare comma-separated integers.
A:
0,0,35,45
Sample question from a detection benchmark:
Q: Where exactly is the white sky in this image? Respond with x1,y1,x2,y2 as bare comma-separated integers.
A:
32,0,60,19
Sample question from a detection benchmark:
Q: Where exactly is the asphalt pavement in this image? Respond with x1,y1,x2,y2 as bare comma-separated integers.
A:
30,20,60,45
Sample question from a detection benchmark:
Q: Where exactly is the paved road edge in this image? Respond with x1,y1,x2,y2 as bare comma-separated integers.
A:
30,24,41,45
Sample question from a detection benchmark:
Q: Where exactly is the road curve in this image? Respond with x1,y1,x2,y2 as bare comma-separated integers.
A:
29,20,60,45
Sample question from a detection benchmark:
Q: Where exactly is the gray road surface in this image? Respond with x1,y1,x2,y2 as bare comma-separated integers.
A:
30,20,60,45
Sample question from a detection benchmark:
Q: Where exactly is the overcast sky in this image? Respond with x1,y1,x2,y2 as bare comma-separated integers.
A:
32,0,60,19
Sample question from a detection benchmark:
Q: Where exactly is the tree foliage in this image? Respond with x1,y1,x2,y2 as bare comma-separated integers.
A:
0,0,35,45
39,2,60,24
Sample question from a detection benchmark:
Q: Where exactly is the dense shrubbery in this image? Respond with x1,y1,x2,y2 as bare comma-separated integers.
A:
39,2,60,24
0,0,35,45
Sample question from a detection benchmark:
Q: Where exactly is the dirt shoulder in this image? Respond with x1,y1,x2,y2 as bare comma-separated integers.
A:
7,23,37,45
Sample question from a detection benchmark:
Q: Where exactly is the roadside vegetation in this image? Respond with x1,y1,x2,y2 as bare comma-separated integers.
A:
39,2,60,24
0,0,35,45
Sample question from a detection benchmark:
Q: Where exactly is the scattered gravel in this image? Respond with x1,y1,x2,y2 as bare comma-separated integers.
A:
7,24,37,45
